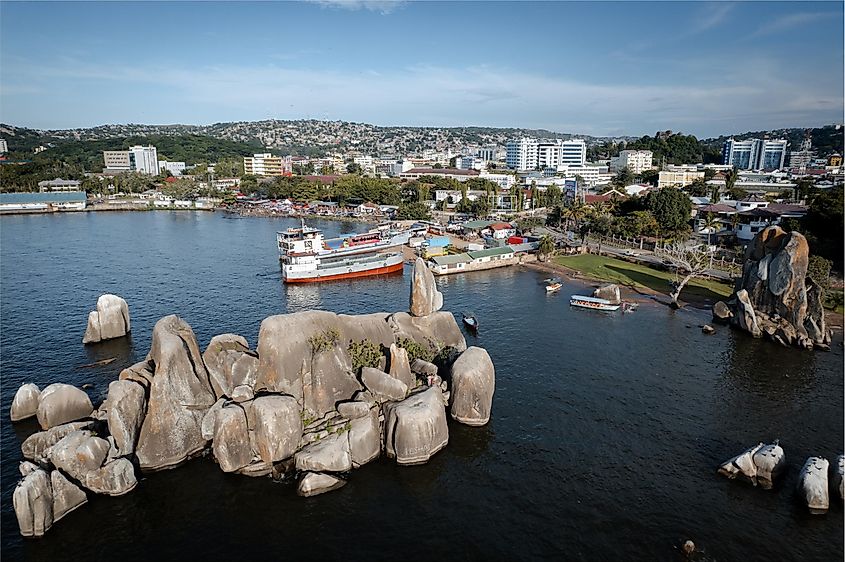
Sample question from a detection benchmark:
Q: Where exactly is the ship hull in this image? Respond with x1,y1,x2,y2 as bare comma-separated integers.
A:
283,254,405,283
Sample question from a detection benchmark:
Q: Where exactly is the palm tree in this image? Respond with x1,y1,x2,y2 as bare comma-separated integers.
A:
538,234,555,261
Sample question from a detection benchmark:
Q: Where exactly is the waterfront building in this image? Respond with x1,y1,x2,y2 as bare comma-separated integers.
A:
0,191,87,213
244,153,292,176
103,151,132,172
129,145,160,175
610,150,654,175
722,138,788,171
37,178,82,192
657,169,705,188
159,161,187,176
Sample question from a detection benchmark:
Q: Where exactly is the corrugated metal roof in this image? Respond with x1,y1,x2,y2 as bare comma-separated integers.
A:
467,247,515,259
431,254,471,266
0,192,87,203
462,220,495,230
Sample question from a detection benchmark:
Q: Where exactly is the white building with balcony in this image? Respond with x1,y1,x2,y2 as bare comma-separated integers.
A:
610,150,654,174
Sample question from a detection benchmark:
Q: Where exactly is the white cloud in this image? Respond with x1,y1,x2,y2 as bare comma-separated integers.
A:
750,11,835,38
307,0,405,15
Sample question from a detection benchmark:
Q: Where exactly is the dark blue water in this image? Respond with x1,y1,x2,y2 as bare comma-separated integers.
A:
1,211,842,561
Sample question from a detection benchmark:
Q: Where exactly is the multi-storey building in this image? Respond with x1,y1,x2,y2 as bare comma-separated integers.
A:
243,153,292,176
506,138,587,170
657,169,705,188
558,139,587,167
129,145,160,175
506,137,538,170
0,139,8,153
723,138,788,171
610,150,654,175
103,151,132,172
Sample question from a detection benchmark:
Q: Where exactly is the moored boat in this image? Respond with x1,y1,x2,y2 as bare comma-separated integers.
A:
569,294,620,311
545,282,562,293
277,223,405,283
462,312,478,331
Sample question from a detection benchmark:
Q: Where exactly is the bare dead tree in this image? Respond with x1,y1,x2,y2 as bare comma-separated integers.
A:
656,243,712,308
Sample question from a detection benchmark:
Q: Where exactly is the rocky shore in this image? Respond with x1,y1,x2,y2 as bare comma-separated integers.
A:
10,258,495,536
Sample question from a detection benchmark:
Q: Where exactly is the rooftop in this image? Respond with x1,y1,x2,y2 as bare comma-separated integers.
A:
467,247,515,259
431,254,471,266
404,167,480,176
0,191,87,204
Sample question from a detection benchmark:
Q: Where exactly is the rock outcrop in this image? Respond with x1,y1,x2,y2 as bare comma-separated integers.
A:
388,343,415,389
202,334,259,399
13,469,53,537
450,347,495,426
717,441,784,489
797,456,829,513
106,380,146,456
35,384,93,430
136,315,216,471
21,421,93,463
348,406,380,467
833,454,844,502
295,432,352,472
361,367,408,402
713,227,831,349
384,387,449,465
297,472,346,497
248,395,302,464
10,383,41,422
212,405,252,473
593,284,621,305
50,470,87,522
409,258,443,316
82,294,131,344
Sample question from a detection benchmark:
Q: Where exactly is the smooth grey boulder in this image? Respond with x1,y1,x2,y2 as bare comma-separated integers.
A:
450,346,495,426
798,456,829,513
232,385,254,403
50,431,109,478
21,421,93,463
106,380,146,456
13,469,52,537
10,383,41,422
361,367,408,402
411,359,438,377
136,315,216,471
337,400,370,420
212,405,253,473
237,460,274,478
201,398,227,441
19,461,40,476
51,470,87,522
410,258,443,316
712,300,733,323
35,383,93,430
248,395,302,464
83,458,137,496
297,472,346,497
305,344,361,416
751,442,786,489
593,284,621,305
82,294,131,343
118,360,155,390
388,311,467,353
734,290,761,338
383,386,449,465
833,454,844,502
295,432,352,473
718,443,763,483
202,334,258,399
349,407,380,467
388,343,415,389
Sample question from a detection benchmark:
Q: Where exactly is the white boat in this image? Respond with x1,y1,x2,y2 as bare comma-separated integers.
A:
277,221,411,260
569,294,620,311
545,282,562,293
277,223,405,283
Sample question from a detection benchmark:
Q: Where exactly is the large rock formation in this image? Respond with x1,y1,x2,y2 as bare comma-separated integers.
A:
50,470,87,522
83,294,131,344
450,346,495,426
383,386,449,465
297,472,346,497
212,404,253,473
35,384,93,430
798,456,829,513
136,315,216,470
409,258,443,316
13,469,53,537
10,383,41,422
716,441,785,489
295,432,352,472
21,421,94,463
247,395,302,464
202,334,259,399
713,227,830,349
361,367,408,402
106,380,146,456
833,454,844,502
593,284,621,305
348,406,380,467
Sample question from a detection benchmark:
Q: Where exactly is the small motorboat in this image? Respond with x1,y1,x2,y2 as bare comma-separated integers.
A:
570,294,620,311
545,282,562,293
462,312,478,332
622,302,639,313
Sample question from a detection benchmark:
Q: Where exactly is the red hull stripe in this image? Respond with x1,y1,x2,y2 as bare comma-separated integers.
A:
284,261,405,283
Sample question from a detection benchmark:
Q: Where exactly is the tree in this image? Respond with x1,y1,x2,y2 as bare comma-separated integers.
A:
612,168,634,188
471,197,490,217
724,167,738,192
639,169,659,187
700,212,719,247
802,186,844,270
684,178,710,197
643,187,692,237
537,234,555,261
727,187,748,200
546,184,562,207
346,163,362,174
397,202,431,220
807,255,831,292
656,243,712,308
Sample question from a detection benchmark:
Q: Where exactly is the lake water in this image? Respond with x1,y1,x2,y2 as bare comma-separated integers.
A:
1,211,842,561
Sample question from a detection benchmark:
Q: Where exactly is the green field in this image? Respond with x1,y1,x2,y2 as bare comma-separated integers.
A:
553,254,733,302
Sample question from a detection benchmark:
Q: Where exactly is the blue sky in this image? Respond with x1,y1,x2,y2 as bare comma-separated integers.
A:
1,1,842,137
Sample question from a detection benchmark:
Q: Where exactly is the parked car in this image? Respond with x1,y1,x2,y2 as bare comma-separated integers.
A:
623,250,641,257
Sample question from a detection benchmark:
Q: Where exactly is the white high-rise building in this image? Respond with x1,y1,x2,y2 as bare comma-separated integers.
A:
559,139,587,167
506,137,538,170
0,139,8,153
610,150,654,174
723,138,787,171
129,145,160,175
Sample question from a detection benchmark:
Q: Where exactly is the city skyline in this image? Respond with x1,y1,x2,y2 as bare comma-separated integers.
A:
1,1,843,137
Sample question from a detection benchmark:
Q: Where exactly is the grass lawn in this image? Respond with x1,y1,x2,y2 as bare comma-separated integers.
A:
554,254,733,302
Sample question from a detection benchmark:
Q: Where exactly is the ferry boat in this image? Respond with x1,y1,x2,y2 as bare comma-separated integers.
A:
569,294,620,311
277,223,406,283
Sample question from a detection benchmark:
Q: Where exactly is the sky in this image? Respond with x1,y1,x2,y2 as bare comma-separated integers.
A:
1,1,843,137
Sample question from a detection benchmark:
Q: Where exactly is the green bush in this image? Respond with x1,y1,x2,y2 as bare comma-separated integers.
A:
396,337,434,363
348,339,383,372
308,328,340,355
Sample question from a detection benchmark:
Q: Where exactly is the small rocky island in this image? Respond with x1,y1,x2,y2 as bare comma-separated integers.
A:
713,225,832,350
11,258,495,537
